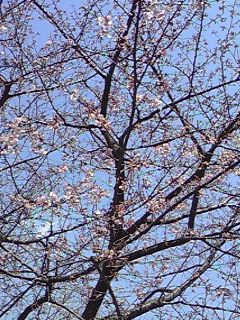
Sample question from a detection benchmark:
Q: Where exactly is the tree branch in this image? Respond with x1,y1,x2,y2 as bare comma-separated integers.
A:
103,240,224,320
17,291,49,320
91,257,122,319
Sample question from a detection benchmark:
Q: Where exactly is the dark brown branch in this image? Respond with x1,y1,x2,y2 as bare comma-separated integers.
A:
17,292,49,320
91,257,122,319
103,240,223,320
82,261,115,319
0,284,35,319
0,82,11,110
100,0,139,117
188,191,200,230
125,237,190,262
50,300,85,320
126,157,240,244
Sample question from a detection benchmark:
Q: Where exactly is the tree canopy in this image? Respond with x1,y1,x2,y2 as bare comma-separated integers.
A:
1,0,240,319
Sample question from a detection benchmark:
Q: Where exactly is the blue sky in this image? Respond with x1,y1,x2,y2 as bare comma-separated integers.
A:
1,0,240,319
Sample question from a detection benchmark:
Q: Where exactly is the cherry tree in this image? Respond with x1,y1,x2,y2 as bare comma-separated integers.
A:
1,0,240,319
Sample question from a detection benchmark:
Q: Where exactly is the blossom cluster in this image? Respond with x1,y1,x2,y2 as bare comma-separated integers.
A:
144,1,165,21
98,15,112,37
0,117,47,156
36,192,61,206
89,112,112,130
0,117,25,154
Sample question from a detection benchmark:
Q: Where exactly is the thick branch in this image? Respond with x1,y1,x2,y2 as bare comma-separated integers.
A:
17,292,49,320
0,82,11,109
91,257,122,319
124,237,190,262
82,262,115,320
103,240,223,320
188,191,200,230
100,0,139,117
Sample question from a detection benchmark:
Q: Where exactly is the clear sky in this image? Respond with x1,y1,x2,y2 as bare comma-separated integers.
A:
1,0,240,319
